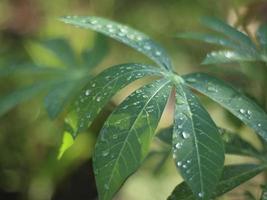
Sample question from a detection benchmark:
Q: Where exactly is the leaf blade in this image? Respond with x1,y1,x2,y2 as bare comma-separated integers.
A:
183,73,267,141
173,85,224,200
168,164,267,200
93,79,172,200
60,16,172,70
75,63,163,133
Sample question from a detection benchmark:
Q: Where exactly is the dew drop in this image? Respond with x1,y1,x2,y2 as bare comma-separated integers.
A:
182,131,190,139
207,86,217,92
92,83,96,87
198,192,204,198
102,150,109,157
155,51,162,56
175,143,182,149
239,108,245,114
85,89,91,96
177,161,182,166
258,123,262,127
96,96,101,102
187,78,196,83
182,164,187,168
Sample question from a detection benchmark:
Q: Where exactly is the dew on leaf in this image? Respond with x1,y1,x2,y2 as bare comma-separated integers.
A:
198,192,204,198
239,108,246,114
102,149,110,157
85,89,91,96
182,131,190,139
96,96,101,102
177,161,182,166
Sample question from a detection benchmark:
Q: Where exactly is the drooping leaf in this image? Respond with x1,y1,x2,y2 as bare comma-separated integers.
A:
93,79,172,200
0,82,52,116
75,63,162,133
183,73,267,141
82,34,109,69
201,17,257,54
41,38,77,68
59,16,172,70
168,164,267,200
202,51,258,64
172,85,224,200
176,32,237,49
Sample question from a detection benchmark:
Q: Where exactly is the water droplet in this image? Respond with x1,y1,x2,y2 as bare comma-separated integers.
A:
92,83,96,87
247,110,252,115
182,164,187,168
239,108,245,114
198,192,204,198
85,89,91,96
187,78,196,83
90,20,98,25
102,150,109,157
96,96,101,102
207,86,217,92
177,161,182,166
175,143,182,149
258,123,262,127
155,51,162,56
144,45,151,50
182,131,190,139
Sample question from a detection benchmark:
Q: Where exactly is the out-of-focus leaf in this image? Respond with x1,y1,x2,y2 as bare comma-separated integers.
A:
60,16,172,70
244,191,257,200
41,38,77,68
168,164,267,200
172,85,224,200
0,82,52,116
93,79,172,200
257,23,267,55
57,131,74,160
82,34,109,68
75,63,162,133
221,129,263,160
201,17,257,54
44,80,80,119
184,73,267,141
202,51,257,64
176,32,237,49
156,126,173,144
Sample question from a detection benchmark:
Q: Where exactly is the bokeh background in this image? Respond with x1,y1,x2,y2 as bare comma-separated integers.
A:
1,0,267,200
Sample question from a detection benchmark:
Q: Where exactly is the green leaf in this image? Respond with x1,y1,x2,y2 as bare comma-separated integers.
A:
172,85,224,200
202,51,257,64
41,38,77,68
221,129,263,160
0,82,50,116
183,73,267,141
257,23,267,55
93,79,172,200
168,164,267,200
75,63,162,133
176,32,237,49
82,34,109,68
44,80,80,119
59,16,172,70
201,17,257,53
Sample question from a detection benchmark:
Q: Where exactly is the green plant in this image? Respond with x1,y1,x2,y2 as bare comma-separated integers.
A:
55,16,267,200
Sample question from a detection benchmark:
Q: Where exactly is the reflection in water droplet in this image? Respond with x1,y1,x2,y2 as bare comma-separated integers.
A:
177,161,182,166
102,150,109,157
258,123,262,127
187,78,196,83
198,192,204,198
239,108,245,114
96,96,101,102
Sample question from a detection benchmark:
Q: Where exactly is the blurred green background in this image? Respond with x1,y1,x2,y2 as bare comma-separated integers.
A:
1,0,267,200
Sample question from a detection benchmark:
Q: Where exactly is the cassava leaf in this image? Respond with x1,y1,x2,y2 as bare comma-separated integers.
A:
172,85,224,200
41,38,77,68
75,63,162,133
156,126,173,144
176,32,237,49
0,82,52,116
168,164,267,200
201,17,257,54
59,16,172,70
202,51,258,65
44,80,82,119
183,73,267,141
93,79,172,200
